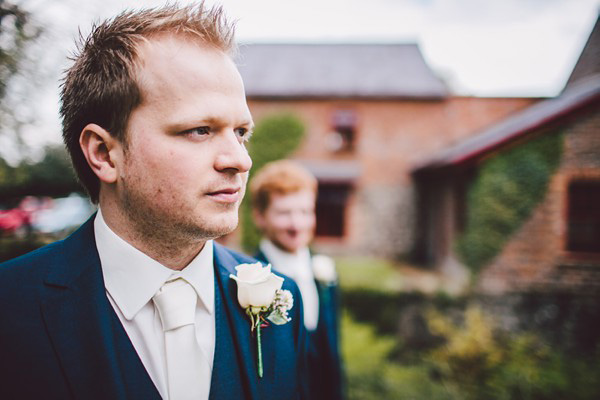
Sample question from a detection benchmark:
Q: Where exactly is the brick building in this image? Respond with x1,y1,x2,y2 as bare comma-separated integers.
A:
236,43,535,258
412,16,600,293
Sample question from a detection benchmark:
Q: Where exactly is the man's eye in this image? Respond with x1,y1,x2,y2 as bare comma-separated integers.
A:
184,126,210,136
235,128,253,141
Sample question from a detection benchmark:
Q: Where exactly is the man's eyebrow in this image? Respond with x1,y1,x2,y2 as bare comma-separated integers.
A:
234,119,255,131
170,117,254,132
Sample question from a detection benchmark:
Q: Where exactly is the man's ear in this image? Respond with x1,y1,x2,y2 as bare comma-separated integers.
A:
79,123,122,184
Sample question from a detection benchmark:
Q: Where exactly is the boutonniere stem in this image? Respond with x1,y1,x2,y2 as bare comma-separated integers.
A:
257,323,263,377
230,262,294,378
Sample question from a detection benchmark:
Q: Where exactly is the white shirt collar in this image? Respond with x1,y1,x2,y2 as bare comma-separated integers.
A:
259,239,312,279
94,209,214,321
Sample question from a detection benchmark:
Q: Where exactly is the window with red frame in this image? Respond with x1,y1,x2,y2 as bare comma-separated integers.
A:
327,110,356,152
566,180,600,254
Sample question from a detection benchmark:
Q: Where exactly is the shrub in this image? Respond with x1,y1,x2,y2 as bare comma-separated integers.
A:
341,312,453,400
456,132,563,272
428,306,504,399
337,258,600,399
426,306,600,400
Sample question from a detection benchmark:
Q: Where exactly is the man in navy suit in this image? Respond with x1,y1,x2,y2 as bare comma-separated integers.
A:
250,160,344,400
0,3,306,399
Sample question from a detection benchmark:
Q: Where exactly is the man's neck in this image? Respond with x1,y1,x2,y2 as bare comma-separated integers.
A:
99,205,205,271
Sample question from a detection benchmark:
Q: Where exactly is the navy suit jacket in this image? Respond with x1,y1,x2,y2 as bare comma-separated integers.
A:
0,217,307,400
255,250,343,400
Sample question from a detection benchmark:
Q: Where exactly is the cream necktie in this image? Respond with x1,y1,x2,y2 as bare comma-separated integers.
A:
153,278,210,400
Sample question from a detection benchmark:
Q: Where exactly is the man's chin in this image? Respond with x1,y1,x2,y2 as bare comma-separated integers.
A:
202,217,238,239
273,239,302,253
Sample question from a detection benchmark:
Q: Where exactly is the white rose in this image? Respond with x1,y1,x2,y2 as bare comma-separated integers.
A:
311,254,337,284
230,262,284,309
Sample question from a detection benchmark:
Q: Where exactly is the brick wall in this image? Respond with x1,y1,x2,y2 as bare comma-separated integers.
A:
245,97,535,257
477,110,600,294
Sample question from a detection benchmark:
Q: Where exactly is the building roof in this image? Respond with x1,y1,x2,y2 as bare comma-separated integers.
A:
566,15,600,88
412,74,600,175
235,43,448,99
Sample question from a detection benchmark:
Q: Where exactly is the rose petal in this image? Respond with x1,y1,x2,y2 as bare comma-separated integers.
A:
236,262,271,282
235,281,252,308
242,273,283,308
231,264,284,309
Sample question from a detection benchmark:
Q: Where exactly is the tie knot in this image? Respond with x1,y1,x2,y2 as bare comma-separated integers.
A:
153,278,197,331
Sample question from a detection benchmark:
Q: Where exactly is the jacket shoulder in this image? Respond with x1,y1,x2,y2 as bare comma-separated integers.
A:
0,239,64,279
213,242,260,265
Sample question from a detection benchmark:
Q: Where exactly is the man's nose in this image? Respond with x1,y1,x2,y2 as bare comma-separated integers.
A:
214,131,252,173
290,212,307,228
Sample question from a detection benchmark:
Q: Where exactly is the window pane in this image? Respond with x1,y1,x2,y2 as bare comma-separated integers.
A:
316,183,351,237
567,181,600,253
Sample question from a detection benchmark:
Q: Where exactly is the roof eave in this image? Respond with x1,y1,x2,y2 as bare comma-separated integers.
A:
412,91,600,177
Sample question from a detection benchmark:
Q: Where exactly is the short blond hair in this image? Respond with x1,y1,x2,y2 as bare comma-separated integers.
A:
250,160,318,213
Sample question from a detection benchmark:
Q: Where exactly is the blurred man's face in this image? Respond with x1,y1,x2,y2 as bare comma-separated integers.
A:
256,190,316,253
113,34,253,242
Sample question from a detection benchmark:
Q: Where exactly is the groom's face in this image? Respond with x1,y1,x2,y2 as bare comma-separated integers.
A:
113,34,253,240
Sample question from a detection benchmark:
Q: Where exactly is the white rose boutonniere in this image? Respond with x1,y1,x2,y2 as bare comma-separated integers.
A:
230,262,294,378
312,254,337,285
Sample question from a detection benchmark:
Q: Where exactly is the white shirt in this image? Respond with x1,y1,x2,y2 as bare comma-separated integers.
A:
94,210,215,399
259,239,319,331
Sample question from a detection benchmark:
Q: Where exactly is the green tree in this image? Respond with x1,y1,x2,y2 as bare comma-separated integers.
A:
0,0,42,145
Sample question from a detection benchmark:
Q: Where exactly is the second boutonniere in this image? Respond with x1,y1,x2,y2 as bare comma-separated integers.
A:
312,254,338,285
230,262,294,378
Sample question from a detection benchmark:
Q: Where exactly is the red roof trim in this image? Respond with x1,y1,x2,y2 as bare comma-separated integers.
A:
450,95,599,166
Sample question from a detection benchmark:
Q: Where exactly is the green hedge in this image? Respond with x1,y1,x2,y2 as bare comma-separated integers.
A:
340,288,600,400
241,113,304,252
337,257,600,400
456,132,563,272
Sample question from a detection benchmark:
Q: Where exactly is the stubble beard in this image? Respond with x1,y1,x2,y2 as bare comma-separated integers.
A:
120,180,240,253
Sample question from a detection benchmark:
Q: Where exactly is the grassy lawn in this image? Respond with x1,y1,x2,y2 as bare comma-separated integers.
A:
336,256,404,293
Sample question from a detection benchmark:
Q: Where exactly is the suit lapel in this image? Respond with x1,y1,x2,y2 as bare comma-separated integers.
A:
40,218,160,400
254,249,269,265
210,243,259,400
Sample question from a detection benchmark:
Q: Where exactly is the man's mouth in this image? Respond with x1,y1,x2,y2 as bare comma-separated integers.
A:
206,187,241,203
